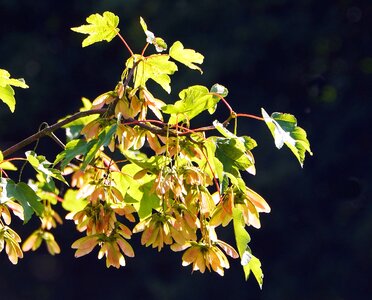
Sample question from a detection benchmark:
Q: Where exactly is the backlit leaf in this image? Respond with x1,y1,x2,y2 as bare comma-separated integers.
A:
54,139,91,169
26,151,68,185
169,41,204,73
120,164,160,219
213,120,257,150
126,54,177,93
232,207,251,258
0,68,28,112
0,151,17,171
232,207,263,286
62,189,88,212
214,137,255,177
122,150,170,173
262,108,313,167
248,254,264,289
163,85,220,124
6,180,43,223
82,124,117,169
140,17,167,52
71,11,119,47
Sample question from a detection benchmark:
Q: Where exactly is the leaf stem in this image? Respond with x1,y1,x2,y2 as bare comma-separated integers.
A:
210,93,233,114
141,43,150,56
116,31,134,56
235,113,264,121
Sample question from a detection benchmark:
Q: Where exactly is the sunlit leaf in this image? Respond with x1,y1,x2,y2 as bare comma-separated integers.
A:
214,137,255,177
71,11,120,47
54,139,91,169
62,189,88,212
140,17,167,52
122,150,170,173
82,124,117,170
120,163,160,219
163,85,220,124
5,180,43,223
0,68,28,112
262,108,313,167
200,139,224,181
248,254,264,289
139,17,149,32
26,151,68,185
0,150,17,171
169,41,204,73
213,120,257,150
137,179,161,219
232,207,251,257
126,54,177,93
232,207,263,286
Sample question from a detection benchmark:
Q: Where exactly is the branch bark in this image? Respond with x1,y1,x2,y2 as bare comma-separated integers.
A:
2,109,106,158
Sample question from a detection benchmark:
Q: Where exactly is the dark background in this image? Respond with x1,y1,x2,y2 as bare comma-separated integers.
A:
1,0,371,299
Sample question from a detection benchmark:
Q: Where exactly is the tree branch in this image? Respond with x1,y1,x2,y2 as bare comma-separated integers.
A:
2,109,106,158
2,94,263,159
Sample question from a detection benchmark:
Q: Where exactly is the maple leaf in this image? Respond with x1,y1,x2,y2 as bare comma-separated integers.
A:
169,41,204,73
71,11,120,47
262,108,313,167
126,54,178,93
0,68,28,113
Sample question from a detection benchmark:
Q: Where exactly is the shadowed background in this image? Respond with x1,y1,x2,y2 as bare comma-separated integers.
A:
0,0,371,299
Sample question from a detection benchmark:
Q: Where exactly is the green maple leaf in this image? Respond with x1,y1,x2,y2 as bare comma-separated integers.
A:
0,68,29,113
162,85,219,123
169,41,204,73
71,11,120,47
232,208,264,288
126,54,178,93
262,108,313,167
4,179,43,224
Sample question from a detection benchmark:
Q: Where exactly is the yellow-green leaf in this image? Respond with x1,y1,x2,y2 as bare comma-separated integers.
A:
0,161,17,171
0,68,29,113
139,17,167,52
0,149,16,170
232,207,263,287
126,54,177,93
162,85,219,123
240,250,264,288
62,189,88,212
139,17,148,32
169,41,204,73
248,254,264,289
71,11,119,47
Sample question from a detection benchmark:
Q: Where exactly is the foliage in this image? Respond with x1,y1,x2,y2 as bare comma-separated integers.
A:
0,11,312,287
0,68,28,113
